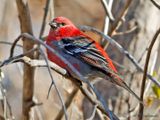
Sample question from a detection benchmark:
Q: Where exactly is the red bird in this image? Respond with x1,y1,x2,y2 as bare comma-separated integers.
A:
46,16,141,102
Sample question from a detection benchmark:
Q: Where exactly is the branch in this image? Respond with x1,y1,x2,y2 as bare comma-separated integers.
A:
49,0,55,19
151,0,160,9
102,0,132,49
0,41,22,47
101,0,114,21
0,76,14,119
109,0,132,35
101,0,114,45
113,26,138,36
138,27,160,120
55,87,79,120
79,25,160,87
39,48,68,120
0,48,37,68
16,0,35,120
39,0,51,38
9,35,22,58
86,104,98,120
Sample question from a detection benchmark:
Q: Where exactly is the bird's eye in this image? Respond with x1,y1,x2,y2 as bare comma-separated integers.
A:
61,23,66,26
57,22,66,27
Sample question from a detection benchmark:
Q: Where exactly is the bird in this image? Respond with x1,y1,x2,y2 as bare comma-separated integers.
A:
46,16,142,103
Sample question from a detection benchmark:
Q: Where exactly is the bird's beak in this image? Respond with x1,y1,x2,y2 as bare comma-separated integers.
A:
49,21,58,30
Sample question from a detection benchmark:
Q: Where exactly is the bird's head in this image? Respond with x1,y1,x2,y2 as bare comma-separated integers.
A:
49,16,74,30
48,17,81,41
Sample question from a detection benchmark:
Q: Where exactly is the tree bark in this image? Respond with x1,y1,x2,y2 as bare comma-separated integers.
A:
16,0,35,120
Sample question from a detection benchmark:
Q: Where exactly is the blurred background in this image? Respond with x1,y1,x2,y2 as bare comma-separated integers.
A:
0,0,160,120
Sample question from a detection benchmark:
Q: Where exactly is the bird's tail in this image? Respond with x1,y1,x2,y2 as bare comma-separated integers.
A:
104,68,143,104
113,77,143,105
121,81,143,104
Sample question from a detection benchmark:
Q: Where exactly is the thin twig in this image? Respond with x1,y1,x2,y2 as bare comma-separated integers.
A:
32,97,43,120
35,0,51,60
101,0,114,21
113,26,138,36
97,109,105,120
79,25,160,87
55,87,79,120
112,60,126,70
138,27,160,120
144,52,158,97
102,0,132,49
138,48,148,63
151,0,160,9
0,78,14,119
126,73,135,120
101,0,114,45
0,41,22,47
109,0,132,35
86,104,98,120
39,0,51,38
0,48,37,68
39,48,68,120
6,99,14,119
9,35,22,58
49,0,54,19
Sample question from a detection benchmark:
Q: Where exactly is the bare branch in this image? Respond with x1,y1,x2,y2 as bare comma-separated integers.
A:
101,0,132,49
109,0,132,35
0,41,22,47
0,48,37,68
138,27,160,120
9,35,23,58
151,0,160,9
144,51,158,97
39,0,51,38
39,48,68,120
16,0,35,119
101,0,114,45
0,77,14,119
101,0,114,21
22,57,67,75
138,48,148,63
49,0,55,19
86,104,98,120
79,25,160,87
113,26,138,36
55,88,79,120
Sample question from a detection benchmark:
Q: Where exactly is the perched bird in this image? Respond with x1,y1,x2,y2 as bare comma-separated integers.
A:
46,16,142,103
